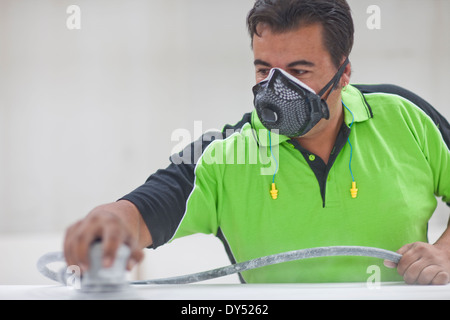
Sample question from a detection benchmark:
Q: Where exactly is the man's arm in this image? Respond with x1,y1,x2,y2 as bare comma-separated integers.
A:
63,113,253,271
359,84,450,284
385,218,450,285
63,200,151,271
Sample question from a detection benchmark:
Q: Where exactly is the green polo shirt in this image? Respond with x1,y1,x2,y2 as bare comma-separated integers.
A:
167,84,450,283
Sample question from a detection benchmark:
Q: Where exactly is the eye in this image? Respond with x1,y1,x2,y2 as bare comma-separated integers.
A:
289,69,308,77
256,68,270,78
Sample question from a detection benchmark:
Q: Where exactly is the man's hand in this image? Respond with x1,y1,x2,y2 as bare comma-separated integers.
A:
385,242,450,285
63,200,149,273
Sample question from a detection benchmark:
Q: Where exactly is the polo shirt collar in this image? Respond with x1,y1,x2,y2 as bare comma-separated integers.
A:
251,84,372,147
342,84,373,127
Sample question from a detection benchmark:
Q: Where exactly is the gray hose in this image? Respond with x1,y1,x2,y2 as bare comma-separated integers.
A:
36,251,68,285
37,246,401,286
132,246,401,285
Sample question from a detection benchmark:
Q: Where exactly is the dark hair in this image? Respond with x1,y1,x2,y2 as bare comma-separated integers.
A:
247,0,354,69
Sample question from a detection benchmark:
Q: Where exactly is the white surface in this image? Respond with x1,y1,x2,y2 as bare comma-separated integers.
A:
1,282,450,300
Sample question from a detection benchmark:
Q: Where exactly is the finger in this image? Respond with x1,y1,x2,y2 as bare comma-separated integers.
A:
101,218,127,268
63,221,81,268
63,220,98,271
402,259,424,284
383,243,415,270
388,243,416,273
70,220,103,271
431,271,450,285
383,259,397,269
126,241,144,271
397,242,416,255
397,246,423,277
383,243,417,269
416,265,444,285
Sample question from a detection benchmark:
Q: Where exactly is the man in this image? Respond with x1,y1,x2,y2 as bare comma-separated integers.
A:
64,0,450,284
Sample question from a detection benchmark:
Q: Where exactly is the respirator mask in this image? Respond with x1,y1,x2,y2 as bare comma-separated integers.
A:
253,58,349,137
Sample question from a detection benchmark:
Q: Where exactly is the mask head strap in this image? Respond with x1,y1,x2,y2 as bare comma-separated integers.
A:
317,57,349,100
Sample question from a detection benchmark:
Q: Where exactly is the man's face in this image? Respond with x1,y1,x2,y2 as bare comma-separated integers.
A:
252,22,349,138
252,22,345,109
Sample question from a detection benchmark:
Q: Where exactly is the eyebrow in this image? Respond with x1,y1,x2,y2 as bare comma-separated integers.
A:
253,59,271,67
254,59,315,68
287,60,315,68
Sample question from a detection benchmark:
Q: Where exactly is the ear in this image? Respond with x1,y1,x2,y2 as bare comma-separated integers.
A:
340,60,352,87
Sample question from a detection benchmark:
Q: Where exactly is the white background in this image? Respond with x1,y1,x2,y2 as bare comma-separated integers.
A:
0,0,449,285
